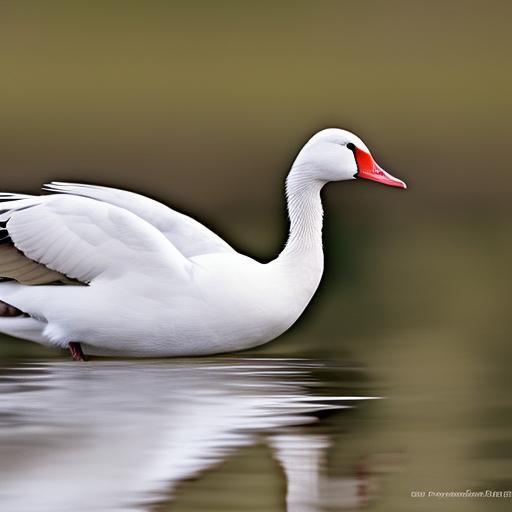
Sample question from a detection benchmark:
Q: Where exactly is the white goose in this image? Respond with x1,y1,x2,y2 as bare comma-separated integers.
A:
0,129,406,359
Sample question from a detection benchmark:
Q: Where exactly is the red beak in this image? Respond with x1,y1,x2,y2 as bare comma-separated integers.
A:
353,146,407,189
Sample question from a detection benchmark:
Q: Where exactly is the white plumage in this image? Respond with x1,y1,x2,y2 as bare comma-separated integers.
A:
0,128,406,357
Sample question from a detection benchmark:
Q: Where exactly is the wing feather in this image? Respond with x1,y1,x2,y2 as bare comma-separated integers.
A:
0,245,68,285
43,182,234,257
0,195,191,284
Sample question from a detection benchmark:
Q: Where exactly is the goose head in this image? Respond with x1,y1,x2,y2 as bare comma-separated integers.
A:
293,128,407,189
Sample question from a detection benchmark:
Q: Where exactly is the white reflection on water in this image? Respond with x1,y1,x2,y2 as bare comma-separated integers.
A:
0,358,379,512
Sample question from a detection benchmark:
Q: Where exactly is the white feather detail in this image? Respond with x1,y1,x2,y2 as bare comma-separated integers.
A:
43,182,235,257
0,195,192,284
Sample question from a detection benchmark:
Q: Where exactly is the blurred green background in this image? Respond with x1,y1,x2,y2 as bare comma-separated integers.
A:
0,1,511,511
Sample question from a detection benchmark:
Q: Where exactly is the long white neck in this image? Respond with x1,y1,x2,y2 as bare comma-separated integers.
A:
276,166,325,273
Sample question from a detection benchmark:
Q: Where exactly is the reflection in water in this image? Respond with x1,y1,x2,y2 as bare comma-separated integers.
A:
0,359,382,511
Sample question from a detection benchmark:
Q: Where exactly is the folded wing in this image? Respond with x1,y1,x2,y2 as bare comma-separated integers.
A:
0,195,191,285
43,182,235,258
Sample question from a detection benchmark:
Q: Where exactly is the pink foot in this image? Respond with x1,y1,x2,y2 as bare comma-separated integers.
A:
69,342,87,361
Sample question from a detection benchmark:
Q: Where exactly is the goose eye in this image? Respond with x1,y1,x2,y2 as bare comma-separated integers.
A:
346,143,355,151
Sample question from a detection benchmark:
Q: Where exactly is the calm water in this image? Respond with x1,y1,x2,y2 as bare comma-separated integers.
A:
0,357,383,512
0,352,509,512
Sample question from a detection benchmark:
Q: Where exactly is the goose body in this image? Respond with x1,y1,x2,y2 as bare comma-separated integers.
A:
0,129,405,357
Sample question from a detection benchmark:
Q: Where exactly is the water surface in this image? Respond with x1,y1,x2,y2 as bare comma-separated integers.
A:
0,357,387,512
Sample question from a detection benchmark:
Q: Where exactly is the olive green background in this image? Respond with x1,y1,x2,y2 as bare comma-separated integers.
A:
0,1,511,511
